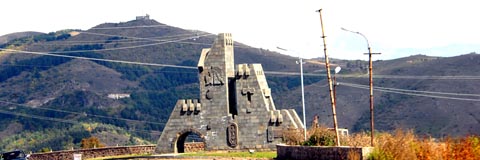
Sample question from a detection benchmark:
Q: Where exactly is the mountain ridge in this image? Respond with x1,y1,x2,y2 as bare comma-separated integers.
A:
0,18,479,152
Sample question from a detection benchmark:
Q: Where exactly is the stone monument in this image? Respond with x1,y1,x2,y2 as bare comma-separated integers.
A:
155,33,304,153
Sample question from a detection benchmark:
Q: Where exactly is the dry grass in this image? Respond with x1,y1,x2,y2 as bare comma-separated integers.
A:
342,129,480,160
286,127,480,159
282,128,304,145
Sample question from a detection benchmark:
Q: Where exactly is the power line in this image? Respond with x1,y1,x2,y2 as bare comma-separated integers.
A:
265,71,480,80
2,47,480,81
77,31,208,43
2,48,479,80
0,108,78,124
340,82,480,97
73,31,251,48
88,24,171,30
32,32,203,45
20,33,211,54
0,63,199,75
0,48,197,69
31,40,159,46
1,33,213,57
340,82,480,102
0,100,167,125
0,108,161,134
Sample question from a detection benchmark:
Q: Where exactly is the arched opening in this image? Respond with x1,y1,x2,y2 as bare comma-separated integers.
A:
176,131,205,153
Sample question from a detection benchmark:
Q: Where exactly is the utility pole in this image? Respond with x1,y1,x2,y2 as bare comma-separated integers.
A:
317,9,340,146
366,48,380,147
341,27,381,147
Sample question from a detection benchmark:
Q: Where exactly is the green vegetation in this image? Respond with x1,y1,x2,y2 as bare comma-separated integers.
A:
0,123,151,153
303,127,336,146
0,45,103,82
182,151,277,159
86,154,151,160
0,31,71,48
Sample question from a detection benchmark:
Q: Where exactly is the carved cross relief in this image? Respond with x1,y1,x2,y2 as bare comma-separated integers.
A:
204,66,224,100
204,66,224,86
241,86,255,113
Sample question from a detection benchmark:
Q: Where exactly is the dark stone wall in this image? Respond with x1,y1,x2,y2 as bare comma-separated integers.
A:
184,142,205,153
29,145,155,160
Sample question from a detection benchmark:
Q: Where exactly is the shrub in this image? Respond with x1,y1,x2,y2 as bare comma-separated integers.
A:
303,126,336,146
282,128,304,145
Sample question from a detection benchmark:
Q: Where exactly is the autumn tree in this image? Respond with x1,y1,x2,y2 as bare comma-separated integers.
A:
80,137,105,149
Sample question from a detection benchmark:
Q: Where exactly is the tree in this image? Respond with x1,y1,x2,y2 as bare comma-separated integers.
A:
80,137,105,149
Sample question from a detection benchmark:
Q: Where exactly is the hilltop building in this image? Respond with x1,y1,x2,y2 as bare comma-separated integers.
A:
136,14,150,20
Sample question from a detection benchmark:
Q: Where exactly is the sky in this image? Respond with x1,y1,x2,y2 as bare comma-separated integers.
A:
1,0,479,60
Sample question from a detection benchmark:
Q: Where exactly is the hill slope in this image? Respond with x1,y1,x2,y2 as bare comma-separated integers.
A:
275,53,480,137
0,18,313,152
0,31,44,45
1,18,479,152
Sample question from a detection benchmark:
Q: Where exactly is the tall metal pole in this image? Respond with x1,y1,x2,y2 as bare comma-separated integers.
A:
277,47,307,141
299,58,307,141
317,9,340,146
341,27,380,147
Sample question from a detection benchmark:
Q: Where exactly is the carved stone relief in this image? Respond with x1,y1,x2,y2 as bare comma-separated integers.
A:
227,123,238,147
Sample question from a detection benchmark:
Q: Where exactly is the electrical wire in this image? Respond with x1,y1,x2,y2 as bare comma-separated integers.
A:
76,31,207,46
266,71,480,80
0,109,162,135
3,47,480,81
31,40,159,46
88,24,171,30
340,82,480,97
74,31,251,48
0,48,197,69
2,48,479,80
340,82,480,102
31,32,202,45
0,63,199,75
0,108,161,134
0,100,167,125
23,33,210,54
0,108,78,124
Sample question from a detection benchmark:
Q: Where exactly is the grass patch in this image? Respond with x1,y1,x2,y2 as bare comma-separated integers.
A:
86,154,151,160
182,151,276,159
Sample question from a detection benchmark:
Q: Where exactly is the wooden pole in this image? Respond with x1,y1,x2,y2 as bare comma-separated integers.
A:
317,9,340,146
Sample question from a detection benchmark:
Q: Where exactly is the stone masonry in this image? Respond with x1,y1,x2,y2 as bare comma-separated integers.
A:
29,145,155,160
155,33,304,153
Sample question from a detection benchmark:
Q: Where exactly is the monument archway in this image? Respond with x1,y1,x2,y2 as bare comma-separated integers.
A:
175,129,205,153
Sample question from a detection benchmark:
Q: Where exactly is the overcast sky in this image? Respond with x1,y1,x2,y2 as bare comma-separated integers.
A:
1,0,479,60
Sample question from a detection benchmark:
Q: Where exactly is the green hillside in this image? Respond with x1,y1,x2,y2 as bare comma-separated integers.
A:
0,18,313,153
1,17,480,153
